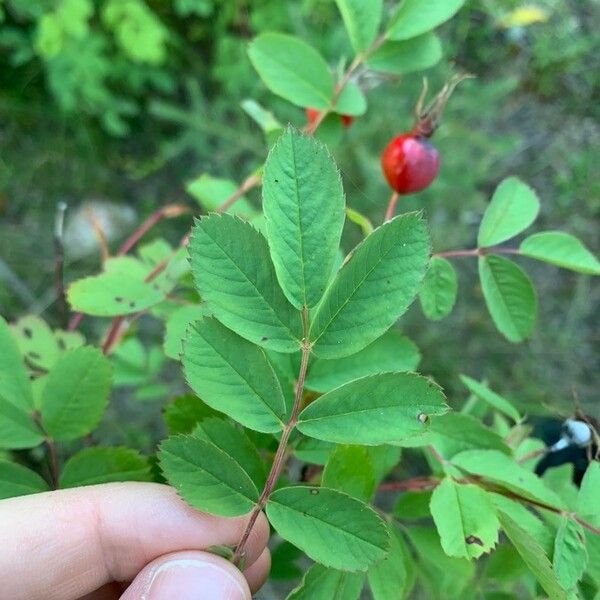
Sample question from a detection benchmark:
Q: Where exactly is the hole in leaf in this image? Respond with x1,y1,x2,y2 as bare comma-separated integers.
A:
418,413,429,424
465,535,483,546
57,339,66,350
309,488,319,495
129,301,136,309
22,327,33,338
115,297,124,303
28,351,41,360
261,336,268,342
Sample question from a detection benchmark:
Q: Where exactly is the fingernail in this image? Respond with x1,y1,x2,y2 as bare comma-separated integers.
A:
144,558,248,600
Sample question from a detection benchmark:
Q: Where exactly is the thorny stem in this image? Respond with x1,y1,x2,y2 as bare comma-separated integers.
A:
232,307,312,566
384,191,400,222
435,247,521,259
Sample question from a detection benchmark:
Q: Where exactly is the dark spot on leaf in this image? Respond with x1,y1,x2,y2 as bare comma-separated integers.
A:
418,413,429,424
115,297,123,303
274,179,279,183
129,301,136,309
28,351,41,360
309,488,319,495
22,327,32,338
465,535,483,546
57,339,66,350
386,280,390,284
261,336,268,342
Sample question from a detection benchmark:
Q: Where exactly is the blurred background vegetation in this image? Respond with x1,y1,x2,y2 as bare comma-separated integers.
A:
0,0,598,435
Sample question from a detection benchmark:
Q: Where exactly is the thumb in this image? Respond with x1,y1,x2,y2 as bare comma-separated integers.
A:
120,551,251,600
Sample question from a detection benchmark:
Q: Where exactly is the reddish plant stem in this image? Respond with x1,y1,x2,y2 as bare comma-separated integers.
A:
216,174,261,214
33,412,59,489
46,438,59,489
232,308,311,566
382,474,600,536
101,316,125,355
384,191,400,221
379,476,440,492
435,247,521,259
117,204,190,256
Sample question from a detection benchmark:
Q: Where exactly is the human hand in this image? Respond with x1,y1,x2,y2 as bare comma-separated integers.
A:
0,482,270,600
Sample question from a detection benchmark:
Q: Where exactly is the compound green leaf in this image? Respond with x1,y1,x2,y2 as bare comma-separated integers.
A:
67,252,177,317
0,460,49,499
288,563,365,600
164,304,209,360
498,511,567,600
0,316,34,411
183,317,286,433
367,524,409,600
479,255,537,343
189,214,302,353
159,434,259,517
306,330,420,393
60,447,152,488
248,33,334,110
459,375,521,422
193,417,266,489
10,315,60,371
388,0,467,40
0,396,44,449
577,462,600,527
163,394,218,435
266,486,389,571
478,177,540,247
429,413,511,459
310,213,430,358
40,347,112,442
419,256,458,321
553,516,587,591
335,0,382,53
297,373,448,445
452,450,564,509
322,445,376,501
430,478,500,559
367,33,442,75
186,174,259,220
263,129,345,309
520,231,600,275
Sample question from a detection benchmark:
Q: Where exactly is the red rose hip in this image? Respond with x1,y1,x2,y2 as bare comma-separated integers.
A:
381,134,440,194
